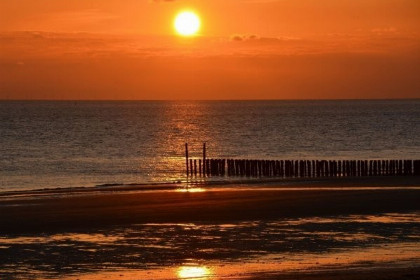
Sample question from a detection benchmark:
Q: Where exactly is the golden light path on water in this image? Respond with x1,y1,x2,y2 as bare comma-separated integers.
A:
51,241,420,280
177,266,212,279
176,187,206,193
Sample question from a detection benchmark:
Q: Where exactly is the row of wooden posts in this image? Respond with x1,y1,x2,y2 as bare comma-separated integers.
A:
185,143,420,178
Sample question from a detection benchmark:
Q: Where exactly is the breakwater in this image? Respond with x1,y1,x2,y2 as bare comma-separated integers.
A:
185,143,420,178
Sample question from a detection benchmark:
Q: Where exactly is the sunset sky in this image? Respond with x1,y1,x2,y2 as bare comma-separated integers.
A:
1,0,419,99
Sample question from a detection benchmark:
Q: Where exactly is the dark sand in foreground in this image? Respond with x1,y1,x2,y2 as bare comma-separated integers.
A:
1,177,419,234
1,177,419,280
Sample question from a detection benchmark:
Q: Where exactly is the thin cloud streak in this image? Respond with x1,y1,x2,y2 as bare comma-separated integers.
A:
1,31,419,100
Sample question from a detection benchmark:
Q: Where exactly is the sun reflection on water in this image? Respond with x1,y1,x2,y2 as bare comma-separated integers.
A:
177,266,212,279
176,187,206,193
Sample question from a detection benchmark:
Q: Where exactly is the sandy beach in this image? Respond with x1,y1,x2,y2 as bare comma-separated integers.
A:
1,177,419,280
1,177,419,234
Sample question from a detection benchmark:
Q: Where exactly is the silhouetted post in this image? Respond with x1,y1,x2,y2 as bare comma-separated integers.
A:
346,160,351,177
399,160,403,175
245,160,249,177
337,160,342,177
257,160,260,177
342,161,346,177
360,161,364,176
315,160,319,177
324,160,329,177
408,160,413,175
293,160,297,177
326,160,329,177
203,143,206,176
364,160,368,176
391,160,395,175
222,159,226,176
289,160,292,177
383,160,387,175
199,159,202,176
190,159,193,176
291,160,294,177
414,160,420,175
194,159,197,176
353,160,356,176
307,160,312,177
336,160,339,177
185,143,189,176
373,160,377,176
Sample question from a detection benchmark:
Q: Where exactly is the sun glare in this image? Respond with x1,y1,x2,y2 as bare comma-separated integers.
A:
174,11,201,36
177,266,211,279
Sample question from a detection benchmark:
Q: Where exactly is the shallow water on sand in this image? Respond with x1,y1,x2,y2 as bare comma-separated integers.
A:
1,212,419,279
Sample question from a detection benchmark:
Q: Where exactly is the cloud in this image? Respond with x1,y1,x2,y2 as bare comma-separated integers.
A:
1,31,420,100
1,31,419,62
231,34,300,43
371,27,398,35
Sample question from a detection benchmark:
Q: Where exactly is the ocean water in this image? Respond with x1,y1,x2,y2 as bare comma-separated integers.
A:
1,100,419,191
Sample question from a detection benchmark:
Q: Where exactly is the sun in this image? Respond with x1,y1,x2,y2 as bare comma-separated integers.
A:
174,11,201,37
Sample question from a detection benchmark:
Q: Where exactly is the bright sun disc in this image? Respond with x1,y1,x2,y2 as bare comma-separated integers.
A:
174,11,201,36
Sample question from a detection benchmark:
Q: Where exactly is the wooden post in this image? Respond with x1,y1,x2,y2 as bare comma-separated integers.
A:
190,159,193,176
414,160,420,175
203,143,206,177
307,160,312,177
194,159,197,176
185,143,189,176
399,160,403,175
338,160,342,177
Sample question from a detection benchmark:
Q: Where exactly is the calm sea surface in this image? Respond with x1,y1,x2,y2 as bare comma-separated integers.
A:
1,100,419,191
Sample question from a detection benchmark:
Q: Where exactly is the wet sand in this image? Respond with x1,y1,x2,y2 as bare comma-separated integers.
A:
1,177,419,234
1,177,419,280
248,267,420,280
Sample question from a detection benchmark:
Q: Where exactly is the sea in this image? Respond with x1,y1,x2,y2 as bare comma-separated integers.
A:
1,100,419,191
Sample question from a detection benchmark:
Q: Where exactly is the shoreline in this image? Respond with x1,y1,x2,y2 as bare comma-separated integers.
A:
1,175,419,199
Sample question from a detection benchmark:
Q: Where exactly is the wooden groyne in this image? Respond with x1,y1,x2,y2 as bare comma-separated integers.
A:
185,143,420,178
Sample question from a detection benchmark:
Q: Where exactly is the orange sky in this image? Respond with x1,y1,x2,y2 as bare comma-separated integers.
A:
1,0,419,99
